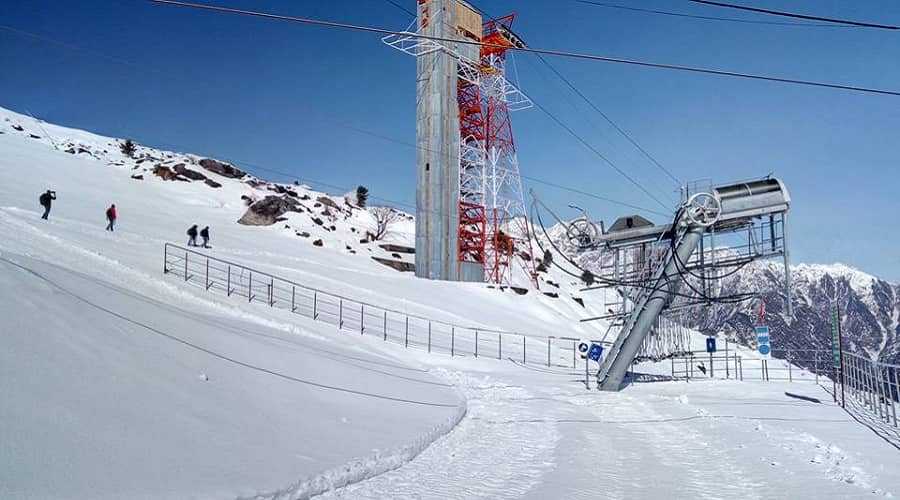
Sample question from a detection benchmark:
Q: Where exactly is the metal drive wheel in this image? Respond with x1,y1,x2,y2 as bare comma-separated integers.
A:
566,217,600,250
685,192,721,227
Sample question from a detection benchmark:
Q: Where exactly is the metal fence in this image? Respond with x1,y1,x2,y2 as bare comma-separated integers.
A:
670,347,899,429
840,351,898,429
671,349,834,383
163,243,588,367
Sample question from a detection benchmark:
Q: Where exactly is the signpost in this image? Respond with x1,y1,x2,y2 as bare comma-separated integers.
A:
706,337,716,377
756,325,770,381
831,305,845,407
584,343,603,390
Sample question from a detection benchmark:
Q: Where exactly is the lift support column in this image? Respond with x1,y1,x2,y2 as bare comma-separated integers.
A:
597,226,704,391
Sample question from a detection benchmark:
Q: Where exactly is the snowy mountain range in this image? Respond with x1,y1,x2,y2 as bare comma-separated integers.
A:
688,260,900,367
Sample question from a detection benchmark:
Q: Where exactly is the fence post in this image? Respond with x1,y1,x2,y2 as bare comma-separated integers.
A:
547,337,551,367
339,299,344,329
573,340,576,368
360,304,365,334
184,251,189,281
383,311,388,341
788,356,792,383
475,330,479,358
405,317,409,348
451,327,455,356
268,278,274,306
498,333,502,360
890,367,898,427
814,350,819,385
522,336,526,364
291,286,296,312
428,321,431,353
163,245,168,274
313,291,318,320
739,356,743,381
227,266,232,296
205,258,210,290
248,272,253,302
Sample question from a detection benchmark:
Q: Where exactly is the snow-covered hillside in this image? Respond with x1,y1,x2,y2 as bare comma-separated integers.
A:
2,106,899,499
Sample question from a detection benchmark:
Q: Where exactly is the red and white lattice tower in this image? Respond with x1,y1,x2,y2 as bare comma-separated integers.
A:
383,3,536,286
477,15,536,285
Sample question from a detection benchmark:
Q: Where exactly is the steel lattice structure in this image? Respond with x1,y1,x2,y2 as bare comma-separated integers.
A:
384,4,536,286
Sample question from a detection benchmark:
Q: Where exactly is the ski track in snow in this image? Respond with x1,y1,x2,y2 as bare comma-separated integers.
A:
320,369,561,500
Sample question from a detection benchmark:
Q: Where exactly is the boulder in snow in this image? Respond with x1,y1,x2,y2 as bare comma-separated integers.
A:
198,158,245,179
237,195,301,226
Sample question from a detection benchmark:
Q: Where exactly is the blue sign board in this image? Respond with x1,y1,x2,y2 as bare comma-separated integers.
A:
706,337,717,353
588,343,604,362
755,326,771,359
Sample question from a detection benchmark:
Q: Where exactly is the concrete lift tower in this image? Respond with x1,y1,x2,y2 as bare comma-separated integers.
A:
383,1,536,285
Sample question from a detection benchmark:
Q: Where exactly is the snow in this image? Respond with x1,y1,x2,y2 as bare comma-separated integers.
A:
2,106,899,499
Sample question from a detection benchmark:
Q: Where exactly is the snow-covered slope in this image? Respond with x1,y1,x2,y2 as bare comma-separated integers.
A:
3,106,899,499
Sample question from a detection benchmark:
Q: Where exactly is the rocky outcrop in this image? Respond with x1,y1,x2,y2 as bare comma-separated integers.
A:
198,158,246,179
237,195,300,226
152,165,188,182
172,164,207,181
372,257,415,273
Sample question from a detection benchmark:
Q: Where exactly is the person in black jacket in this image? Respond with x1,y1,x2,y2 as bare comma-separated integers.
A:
187,224,198,246
199,226,210,248
39,189,56,220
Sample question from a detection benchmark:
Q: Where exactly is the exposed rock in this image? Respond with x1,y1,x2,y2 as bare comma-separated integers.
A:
173,164,207,181
237,195,301,226
297,232,310,238
392,253,402,259
317,196,341,211
11,124,24,131
572,297,585,308
29,134,41,139
152,165,187,182
131,174,144,180
198,158,246,179
543,292,559,298
372,257,415,273
312,217,324,226
510,286,529,295
204,179,222,188
240,195,254,206
312,239,324,247
379,243,415,254
275,216,288,222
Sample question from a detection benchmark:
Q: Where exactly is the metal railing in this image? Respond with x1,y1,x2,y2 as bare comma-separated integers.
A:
163,243,586,368
671,349,830,383
840,351,899,429
670,347,898,429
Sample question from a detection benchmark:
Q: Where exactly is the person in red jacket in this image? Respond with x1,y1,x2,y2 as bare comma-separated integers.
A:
105,204,117,232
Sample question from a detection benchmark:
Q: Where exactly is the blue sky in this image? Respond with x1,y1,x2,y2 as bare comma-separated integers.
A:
2,0,898,279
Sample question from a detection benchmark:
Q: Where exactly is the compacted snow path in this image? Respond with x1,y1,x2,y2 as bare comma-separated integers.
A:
320,369,561,499
322,360,899,499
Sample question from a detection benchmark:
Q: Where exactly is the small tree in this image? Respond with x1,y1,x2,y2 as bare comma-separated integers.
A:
370,206,402,241
355,185,369,208
120,139,136,158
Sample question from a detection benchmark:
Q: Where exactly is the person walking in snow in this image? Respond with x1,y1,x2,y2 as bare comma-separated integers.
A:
199,226,210,248
105,204,117,231
39,189,56,220
187,224,199,247
188,224,197,247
